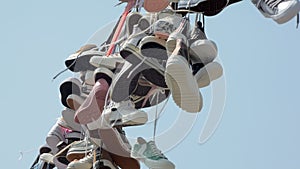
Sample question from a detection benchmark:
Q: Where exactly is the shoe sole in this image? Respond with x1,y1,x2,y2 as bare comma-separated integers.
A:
165,55,203,113
110,62,150,102
122,44,165,74
112,111,148,127
189,39,218,65
126,12,143,36
274,0,300,24
139,37,168,87
195,62,223,88
144,158,175,169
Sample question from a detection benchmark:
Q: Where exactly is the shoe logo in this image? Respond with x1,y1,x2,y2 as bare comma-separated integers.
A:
155,21,177,34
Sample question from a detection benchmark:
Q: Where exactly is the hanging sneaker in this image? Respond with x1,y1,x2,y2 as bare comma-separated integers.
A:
126,12,143,37
130,77,171,109
65,44,102,72
66,140,94,162
165,35,203,113
103,100,148,127
59,77,83,110
120,24,147,64
89,53,125,70
195,62,223,88
86,99,148,130
252,0,300,24
74,78,111,125
171,0,242,16
67,152,94,169
188,24,218,66
110,61,150,103
139,36,169,88
131,137,175,169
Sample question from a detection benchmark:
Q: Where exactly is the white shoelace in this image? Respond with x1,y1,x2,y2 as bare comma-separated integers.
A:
148,141,166,159
257,0,283,11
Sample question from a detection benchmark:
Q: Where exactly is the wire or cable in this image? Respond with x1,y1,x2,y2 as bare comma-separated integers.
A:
152,91,160,142
18,148,37,160
297,13,299,29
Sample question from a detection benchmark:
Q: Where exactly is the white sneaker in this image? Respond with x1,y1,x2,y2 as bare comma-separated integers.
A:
104,100,148,127
87,100,148,130
89,54,125,70
253,0,300,24
131,137,175,169
188,24,218,66
194,62,223,88
165,54,203,113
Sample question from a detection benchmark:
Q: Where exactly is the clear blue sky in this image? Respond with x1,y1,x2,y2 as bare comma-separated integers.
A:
1,0,300,169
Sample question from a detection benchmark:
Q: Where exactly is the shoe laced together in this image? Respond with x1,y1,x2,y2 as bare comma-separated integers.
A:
257,0,300,27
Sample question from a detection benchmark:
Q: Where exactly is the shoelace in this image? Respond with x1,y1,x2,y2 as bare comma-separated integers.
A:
148,141,167,159
137,79,168,108
257,0,283,11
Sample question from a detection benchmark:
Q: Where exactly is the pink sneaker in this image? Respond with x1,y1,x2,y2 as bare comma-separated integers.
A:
143,0,170,12
74,79,110,125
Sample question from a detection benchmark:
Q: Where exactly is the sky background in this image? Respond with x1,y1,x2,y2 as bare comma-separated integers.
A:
1,0,300,169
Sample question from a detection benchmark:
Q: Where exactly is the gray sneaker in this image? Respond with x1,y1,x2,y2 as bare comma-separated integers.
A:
131,137,175,169
252,0,300,24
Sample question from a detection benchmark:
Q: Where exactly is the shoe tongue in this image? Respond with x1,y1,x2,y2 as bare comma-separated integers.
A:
137,137,147,144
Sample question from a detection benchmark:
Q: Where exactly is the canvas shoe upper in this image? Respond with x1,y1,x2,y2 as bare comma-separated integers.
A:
66,140,94,162
131,137,175,169
139,36,169,88
188,24,218,66
120,24,147,61
195,61,223,88
126,12,143,37
86,99,148,130
152,15,189,40
39,153,55,164
74,78,110,125
66,153,93,169
59,77,83,109
103,100,148,127
165,36,203,113
89,53,125,70
253,0,300,24
65,44,102,72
